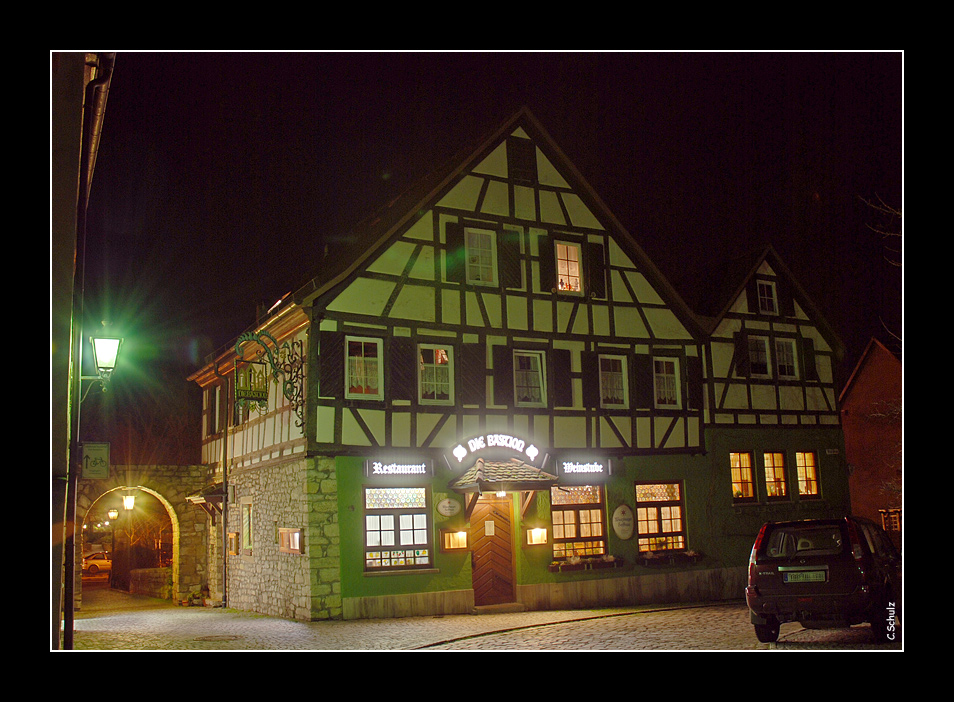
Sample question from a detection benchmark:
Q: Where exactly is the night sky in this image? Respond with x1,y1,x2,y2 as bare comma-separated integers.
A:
83,51,902,392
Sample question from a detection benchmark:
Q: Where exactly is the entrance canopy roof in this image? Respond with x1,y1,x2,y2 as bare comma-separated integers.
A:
450,458,557,495
186,483,225,520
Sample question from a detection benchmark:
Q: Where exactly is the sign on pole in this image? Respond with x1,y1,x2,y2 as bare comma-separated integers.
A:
82,442,110,479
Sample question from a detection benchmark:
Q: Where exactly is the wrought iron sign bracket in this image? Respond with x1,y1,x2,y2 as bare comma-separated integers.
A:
234,330,306,428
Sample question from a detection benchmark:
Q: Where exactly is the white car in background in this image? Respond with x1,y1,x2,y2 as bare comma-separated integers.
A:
83,551,112,575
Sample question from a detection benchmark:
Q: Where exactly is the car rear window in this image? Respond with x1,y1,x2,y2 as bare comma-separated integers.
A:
762,524,845,558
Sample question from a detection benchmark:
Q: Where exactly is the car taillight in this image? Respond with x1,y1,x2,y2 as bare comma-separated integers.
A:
749,524,768,569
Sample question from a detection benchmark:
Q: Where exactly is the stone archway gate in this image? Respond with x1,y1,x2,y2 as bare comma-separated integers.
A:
73,464,213,608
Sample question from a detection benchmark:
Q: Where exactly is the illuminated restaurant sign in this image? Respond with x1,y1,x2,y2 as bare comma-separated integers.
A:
448,433,542,466
557,457,611,482
364,458,433,477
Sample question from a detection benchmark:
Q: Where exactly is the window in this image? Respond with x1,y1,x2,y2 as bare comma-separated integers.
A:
241,500,253,553
551,485,607,559
775,338,798,379
555,241,583,293
764,452,788,499
364,487,431,570
507,136,537,184
419,344,454,405
796,452,819,497
653,358,681,408
635,482,686,551
440,528,469,552
204,385,225,438
880,509,901,534
757,280,778,314
279,528,303,554
346,336,383,400
514,350,547,407
747,336,771,378
730,452,756,502
465,227,497,286
599,355,628,408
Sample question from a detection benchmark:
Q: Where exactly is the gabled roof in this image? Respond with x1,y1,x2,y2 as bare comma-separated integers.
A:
290,106,704,338
450,457,558,495
838,336,901,404
676,244,844,360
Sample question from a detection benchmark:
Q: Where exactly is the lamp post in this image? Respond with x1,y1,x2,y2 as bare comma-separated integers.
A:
106,507,119,586
62,331,123,650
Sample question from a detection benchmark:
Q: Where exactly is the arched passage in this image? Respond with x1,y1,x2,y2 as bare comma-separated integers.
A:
72,464,212,608
82,486,177,592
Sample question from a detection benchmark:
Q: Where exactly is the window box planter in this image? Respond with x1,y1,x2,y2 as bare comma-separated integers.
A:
549,562,586,572
548,556,624,573
639,550,703,567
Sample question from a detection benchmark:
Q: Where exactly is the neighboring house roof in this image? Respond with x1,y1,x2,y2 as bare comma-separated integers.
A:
839,336,901,406
674,244,845,361
289,106,705,339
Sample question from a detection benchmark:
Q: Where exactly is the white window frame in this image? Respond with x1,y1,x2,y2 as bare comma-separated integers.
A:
757,279,778,315
747,336,772,378
653,357,681,409
514,350,547,407
464,227,498,286
775,338,798,379
598,354,628,409
555,240,584,294
418,343,454,405
345,336,384,401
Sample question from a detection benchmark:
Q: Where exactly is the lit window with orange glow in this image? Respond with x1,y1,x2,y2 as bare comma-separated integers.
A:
764,453,788,499
796,452,819,497
555,242,583,293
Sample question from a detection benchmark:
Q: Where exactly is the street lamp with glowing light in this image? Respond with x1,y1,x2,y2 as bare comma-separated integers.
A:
88,335,123,390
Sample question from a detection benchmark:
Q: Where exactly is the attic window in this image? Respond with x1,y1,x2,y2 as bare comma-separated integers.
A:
757,280,778,315
507,137,537,185
465,228,498,286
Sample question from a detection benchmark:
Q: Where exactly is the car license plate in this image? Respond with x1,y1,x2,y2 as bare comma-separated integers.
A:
783,570,826,583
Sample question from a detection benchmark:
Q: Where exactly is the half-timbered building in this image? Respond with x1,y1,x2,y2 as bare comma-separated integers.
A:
678,246,851,565
188,108,851,621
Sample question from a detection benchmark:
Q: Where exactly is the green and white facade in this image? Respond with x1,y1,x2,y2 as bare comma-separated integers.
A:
189,108,850,621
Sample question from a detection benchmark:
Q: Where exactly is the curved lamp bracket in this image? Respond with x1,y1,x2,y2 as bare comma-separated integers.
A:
233,331,306,428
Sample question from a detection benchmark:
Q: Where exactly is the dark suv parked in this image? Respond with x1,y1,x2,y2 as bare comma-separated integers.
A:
745,516,901,643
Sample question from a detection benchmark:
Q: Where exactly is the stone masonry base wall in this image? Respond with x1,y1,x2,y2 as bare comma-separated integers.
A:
225,456,340,622
342,566,746,620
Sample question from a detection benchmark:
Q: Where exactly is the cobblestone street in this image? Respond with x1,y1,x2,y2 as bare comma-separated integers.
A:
64,584,902,651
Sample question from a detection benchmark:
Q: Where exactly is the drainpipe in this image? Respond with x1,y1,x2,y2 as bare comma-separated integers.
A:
214,361,231,608
63,52,115,650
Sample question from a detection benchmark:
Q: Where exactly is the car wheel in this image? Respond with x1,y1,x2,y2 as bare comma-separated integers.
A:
754,617,780,643
87,564,99,575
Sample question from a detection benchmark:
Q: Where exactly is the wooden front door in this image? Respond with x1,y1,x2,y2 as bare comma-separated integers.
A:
471,495,516,606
